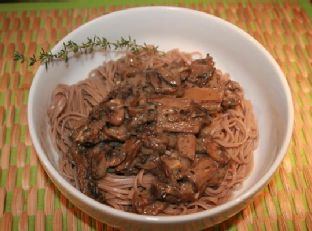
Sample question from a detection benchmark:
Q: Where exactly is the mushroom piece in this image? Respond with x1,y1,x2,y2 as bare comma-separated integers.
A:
188,54,215,87
186,157,218,193
106,99,125,126
177,134,196,160
206,142,229,164
116,138,142,171
73,119,106,144
104,125,128,141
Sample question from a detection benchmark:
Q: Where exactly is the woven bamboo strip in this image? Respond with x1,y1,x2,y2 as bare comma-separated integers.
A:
306,212,312,229
278,191,293,220
293,214,305,231
29,147,38,166
1,144,10,170
253,192,267,219
16,143,26,168
35,210,45,230
0,188,5,218
95,220,105,231
60,193,68,214
21,165,31,191
252,218,264,231
0,212,12,231
279,166,293,193
236,216,249,231
10,72,20,90
37,165,47,189
0,108,4,126
11,125,21,146
53,209,63,231
0,127,5,148
18,212,28,231
14,90,25,107
0,1,311,230
81,212,92,231
24,126,32,146
241,204,254,224
1,90,11,108
277,215,288,230
292,190,306,217
44,184,55,215
11,188,23,216
27,187,37,216
67,207,77,231
264,192,277,220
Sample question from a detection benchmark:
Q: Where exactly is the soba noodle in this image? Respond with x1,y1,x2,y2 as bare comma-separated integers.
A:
48,47,258,215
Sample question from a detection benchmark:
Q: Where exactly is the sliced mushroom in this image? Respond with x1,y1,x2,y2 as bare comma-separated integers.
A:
73,119,106,144
104,125,128,141
186,157,218,193
188,54,215,87
177,134,196,160
116,138,142,171
106,99,125,126
206,142,229,164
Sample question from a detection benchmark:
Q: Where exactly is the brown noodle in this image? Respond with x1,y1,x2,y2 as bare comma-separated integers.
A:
48,48,258,215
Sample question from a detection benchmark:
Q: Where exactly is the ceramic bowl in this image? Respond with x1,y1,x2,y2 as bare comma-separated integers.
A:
28,6,294,231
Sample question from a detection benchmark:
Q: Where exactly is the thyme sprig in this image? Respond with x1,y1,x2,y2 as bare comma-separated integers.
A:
13,36,144,69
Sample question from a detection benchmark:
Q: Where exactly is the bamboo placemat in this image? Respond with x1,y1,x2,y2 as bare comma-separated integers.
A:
0,1,311,230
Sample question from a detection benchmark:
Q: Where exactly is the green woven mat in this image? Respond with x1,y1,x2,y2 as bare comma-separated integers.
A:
0,0,311,230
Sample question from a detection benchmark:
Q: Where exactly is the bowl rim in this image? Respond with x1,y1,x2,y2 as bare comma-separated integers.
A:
28,6,294,224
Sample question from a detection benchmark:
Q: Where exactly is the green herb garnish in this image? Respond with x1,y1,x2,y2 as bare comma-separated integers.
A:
13,36,145,69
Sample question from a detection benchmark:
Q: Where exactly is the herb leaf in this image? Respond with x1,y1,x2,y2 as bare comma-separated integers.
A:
13,51,25,63
13,36,145,69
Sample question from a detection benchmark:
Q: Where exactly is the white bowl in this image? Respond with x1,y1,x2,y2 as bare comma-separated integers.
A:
28,6,294,231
